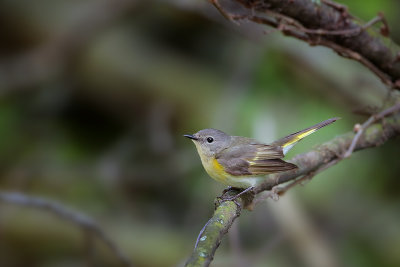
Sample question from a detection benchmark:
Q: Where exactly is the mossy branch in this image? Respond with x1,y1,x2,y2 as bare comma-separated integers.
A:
184,1,400,265
185,200,241,267
185,105,400,266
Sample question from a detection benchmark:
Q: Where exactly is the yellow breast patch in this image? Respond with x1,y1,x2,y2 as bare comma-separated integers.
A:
203,158,228,184
212,158,225,175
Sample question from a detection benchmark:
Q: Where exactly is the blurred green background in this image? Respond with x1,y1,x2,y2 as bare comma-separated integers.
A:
0,0,399,266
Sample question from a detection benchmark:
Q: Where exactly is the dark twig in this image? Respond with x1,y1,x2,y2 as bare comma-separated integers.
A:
209,0,240,22
295,15,383,36
309,38,394,88
0,192,132,267
321,0,350,16
261,8,382,37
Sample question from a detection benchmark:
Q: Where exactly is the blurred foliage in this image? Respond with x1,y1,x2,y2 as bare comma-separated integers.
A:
0,0,399,266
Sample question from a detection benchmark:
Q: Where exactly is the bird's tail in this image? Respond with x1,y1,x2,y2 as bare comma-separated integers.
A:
272,117,339,155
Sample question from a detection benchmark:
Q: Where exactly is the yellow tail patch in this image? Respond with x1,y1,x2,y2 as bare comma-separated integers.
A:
283,128,317,148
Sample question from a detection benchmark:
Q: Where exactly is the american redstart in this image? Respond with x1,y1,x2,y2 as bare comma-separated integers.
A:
184,118,338,194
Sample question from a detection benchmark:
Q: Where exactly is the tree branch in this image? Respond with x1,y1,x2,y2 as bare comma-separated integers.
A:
342,102,400,158
212,0,400,88
185,104,400,266
256,108,400,193
0,192,132,267
184,1,400,265
185,200,241,267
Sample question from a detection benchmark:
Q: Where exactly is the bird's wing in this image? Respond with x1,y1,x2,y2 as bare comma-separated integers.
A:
215,138,297,176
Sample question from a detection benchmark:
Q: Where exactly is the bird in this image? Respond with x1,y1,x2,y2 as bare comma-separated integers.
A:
184,118,339,197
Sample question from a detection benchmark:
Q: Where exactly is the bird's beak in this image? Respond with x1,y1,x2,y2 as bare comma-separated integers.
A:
184,134,198,140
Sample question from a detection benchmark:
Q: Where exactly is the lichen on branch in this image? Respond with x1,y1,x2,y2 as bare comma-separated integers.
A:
186,102,400,266
184,1,400,266
185,200,241,267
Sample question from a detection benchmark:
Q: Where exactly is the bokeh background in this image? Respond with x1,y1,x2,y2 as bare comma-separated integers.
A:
0,0,400,266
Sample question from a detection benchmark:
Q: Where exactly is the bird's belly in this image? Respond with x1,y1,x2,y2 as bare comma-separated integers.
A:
223,175,266,188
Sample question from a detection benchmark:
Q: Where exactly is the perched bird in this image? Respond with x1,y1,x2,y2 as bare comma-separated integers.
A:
184,118,338,195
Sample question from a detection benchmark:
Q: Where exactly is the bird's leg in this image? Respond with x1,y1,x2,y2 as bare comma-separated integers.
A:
215,186,235,208
216,187,241,209
222,186,232,194
216,186,237,201
216,187,254,211
222,186,254,201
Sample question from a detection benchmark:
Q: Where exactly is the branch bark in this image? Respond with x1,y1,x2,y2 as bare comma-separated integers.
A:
185,105,400,266
256,110,400,193
214,0,400,88
184,1,400,266
185,200,241,267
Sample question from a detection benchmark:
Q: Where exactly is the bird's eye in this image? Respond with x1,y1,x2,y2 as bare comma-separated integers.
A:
206,137,214,143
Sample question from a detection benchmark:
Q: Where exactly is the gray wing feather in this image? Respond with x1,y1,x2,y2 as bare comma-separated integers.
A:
216,137,297,176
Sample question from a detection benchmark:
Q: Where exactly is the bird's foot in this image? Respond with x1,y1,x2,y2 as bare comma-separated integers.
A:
215,186,255,211
221,186,232,195
223,186,254,201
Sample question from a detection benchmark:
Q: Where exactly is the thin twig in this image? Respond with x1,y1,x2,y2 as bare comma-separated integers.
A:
296,15,383,36
309,38,395,88
252,158,340,206
273,158,340,197
343,102,400,158
212,0,383,37
209,0,241,23
263,8,382,37
0,192,133,267
195,217,214,248
321,0,351,17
